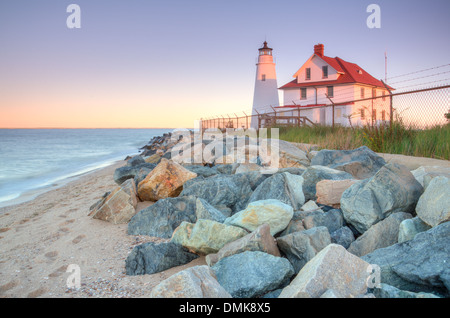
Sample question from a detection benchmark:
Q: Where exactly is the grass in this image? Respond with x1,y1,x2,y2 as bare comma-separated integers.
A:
274,122,450,160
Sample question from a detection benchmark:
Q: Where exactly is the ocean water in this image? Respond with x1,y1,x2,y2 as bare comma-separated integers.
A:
0,128,172,208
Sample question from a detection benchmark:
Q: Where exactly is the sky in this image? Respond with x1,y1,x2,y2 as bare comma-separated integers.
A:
0,0,449,128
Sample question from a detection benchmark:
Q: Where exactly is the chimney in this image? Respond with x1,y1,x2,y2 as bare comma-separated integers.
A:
314,44,324,57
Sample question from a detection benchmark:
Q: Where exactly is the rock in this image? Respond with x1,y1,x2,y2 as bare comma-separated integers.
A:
127,196,197,238
276,167,306,176
89,187,137,224
279,214,306,237
119,178,138,207
195,198,226,223
234,163,262,174
205,224,280,267
224,199,294,236
311,146,387,179
133,166,153,189
180,173,253,213
330,226,355,249
411,166,450,189
215,164,234,174
150,265,232,298
113,163,156,185
362,222,450,296
302,209,344,234
127,155,146,167
320,289,339,298
341,163,424,233
372,283,440,298
171,219,248,255
316,179,360,207
398,217,431,243
273,139,310,168
183,165,219,178
144,153,162,164
348,212,413,257
415,176,450,227
300,200,322,212
277,226,331,273
301,166,353,201
137,158,197,201
212,251,295,298
279,244,371,298
125,241,198,276
248,172,305,210
262,289,283,298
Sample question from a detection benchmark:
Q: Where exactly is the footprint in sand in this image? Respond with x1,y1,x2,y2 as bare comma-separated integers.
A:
59,219,75,227
0,280,20,295
45,251,59,259
48,265,68,278
27,287,47,298
72,235,86,244
59,227,70,233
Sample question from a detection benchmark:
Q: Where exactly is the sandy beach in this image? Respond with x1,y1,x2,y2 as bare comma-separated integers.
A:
0,160,205,298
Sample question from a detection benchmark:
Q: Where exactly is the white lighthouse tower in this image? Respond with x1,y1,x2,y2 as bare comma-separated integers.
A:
251,41,280,129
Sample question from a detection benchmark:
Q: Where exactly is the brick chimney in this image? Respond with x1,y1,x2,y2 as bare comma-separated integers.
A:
314,44,324,57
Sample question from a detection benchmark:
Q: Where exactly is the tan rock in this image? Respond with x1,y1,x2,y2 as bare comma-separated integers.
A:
89,187,137,224
316,179,359,206
144,153,162,164
137,158,197,201
119,179,138,207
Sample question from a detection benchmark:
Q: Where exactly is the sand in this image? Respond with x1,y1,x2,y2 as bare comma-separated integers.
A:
0,161,205,298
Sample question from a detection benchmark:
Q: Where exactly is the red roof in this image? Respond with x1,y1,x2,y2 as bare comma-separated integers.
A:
280,55,394,90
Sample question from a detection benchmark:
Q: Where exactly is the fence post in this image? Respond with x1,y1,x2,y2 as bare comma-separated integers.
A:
270,106,277,127
243,111,249,129
381,80,393,128
325,94,335,129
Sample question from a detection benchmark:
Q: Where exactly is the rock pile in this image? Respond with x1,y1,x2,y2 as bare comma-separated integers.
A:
90,132,450,298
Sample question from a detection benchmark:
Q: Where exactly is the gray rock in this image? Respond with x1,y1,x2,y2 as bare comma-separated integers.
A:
127,155,146,167
262,289,283,298
279,244,371,298
372,283,440,298
277,226,331,273
183,165,219,178
311,146,386,179
248,172,305,210
415,176,450,227
362,222,450,296
134,167,153,188
127,196,197,238
212,251,294,298
215,164,234,174
398,217,432,243
301,166,353,201
301,209,344,234
276,167,306,176
125,241,198,276
330,226,355,249
348,212,413,257
150,265,232,298
341,163,423,234
180,173,253,213
195,198,226,223
114,163,157,185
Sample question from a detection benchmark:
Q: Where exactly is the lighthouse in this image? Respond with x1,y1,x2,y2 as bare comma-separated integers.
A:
251,41,280,129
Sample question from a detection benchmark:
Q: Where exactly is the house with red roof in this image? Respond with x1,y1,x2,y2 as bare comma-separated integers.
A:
278,44,394,127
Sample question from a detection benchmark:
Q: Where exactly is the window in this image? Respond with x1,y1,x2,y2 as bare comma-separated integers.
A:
372,88,377,97
262,74,266,81
300,88,307,100
327,86,334,98
306,68,311,80
382,91,386,101
372,110,377,121
361,87,365,98
322,66,328,78
381,110,386,121
361,108,365,119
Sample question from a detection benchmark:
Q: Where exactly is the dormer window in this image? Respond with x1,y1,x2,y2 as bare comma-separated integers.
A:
322,66,328,78
306,68,311,80
262,74,266,81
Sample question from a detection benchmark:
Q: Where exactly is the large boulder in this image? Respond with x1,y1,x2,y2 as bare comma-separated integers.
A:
137,158,197,201
415,176,450,227
127,196,197,238
224,199,294,236
206,224,280,267
398,217,431,243
301,209,344,234
113,163,156,185
150,265,232,298
88,187,137,224
311,146,387,179
171,219,248,255
411,166,450,189
247,172,305,210
301,166,353,201
341,163,423,234
126,155,146,167
277,226,331,273
315,179,360,207
212,251,295,298
179,173,253,213
279,244,371,298
362,222,450,296
348,212,413,257
330,226,355,249
125,241,198,276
